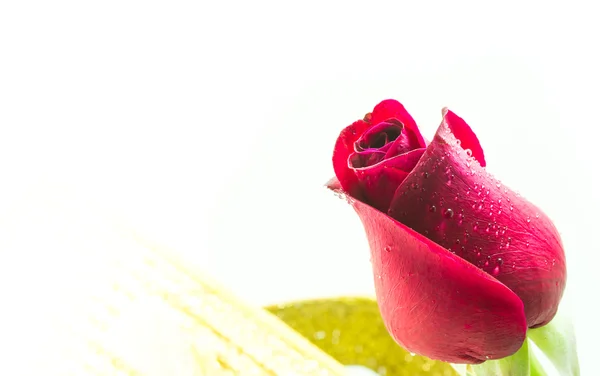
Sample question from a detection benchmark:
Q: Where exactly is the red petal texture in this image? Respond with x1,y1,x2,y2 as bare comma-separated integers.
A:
328,177,527,363
332,100,426,199
387,109,566,328
370,100,427,148
350,148,425,212
332,118,371,200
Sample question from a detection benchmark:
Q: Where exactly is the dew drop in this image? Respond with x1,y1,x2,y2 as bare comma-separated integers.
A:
484,260,490,267
384,246,392,252
478,203,483,210
429,205,437,213
526,216,531,223
492,266,500,276
495,230,499,237
509,205,513,211
496,182,501,188
535,213,539,219
423,172,429,179
444,208,454,218
489,211,493,216
466,149,472,157
473,222,479,231
456,139,461,146
498,210,502,215
526,242,530,248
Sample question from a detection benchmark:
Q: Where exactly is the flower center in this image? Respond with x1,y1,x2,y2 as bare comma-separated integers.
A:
355,119,404,152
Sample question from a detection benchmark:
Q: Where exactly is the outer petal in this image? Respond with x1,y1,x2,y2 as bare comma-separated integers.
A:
332,119,371,198
327,178,527,364
387,109,566,327
350,148,425,212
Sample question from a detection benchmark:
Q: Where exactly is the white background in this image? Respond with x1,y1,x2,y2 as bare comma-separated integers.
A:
1,0,598,374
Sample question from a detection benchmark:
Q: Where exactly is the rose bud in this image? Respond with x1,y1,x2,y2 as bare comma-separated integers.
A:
327,100,566,364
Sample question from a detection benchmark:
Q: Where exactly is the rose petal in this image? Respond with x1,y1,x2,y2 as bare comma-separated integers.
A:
351,149,425,212
328,177,527,363
332,119,371,198
333,100,427,197
370,99,427,149
442,108,486,167
387,109,566,327
355,120,403,152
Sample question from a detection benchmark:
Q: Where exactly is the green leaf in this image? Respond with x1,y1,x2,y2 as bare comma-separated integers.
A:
527,305,580,376
528,342,548,376
470,339,531,376
450,363,467,376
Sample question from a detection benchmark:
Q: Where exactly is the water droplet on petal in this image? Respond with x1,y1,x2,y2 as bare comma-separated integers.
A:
444,208,454,218
384,246,392,252
526,216,531,223
526,242,530,248
465,149,472,157
492,266,500,276
535,213,540,218
429,205,437,213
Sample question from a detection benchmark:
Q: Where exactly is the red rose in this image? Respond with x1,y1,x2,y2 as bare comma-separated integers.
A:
327,100,566,364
